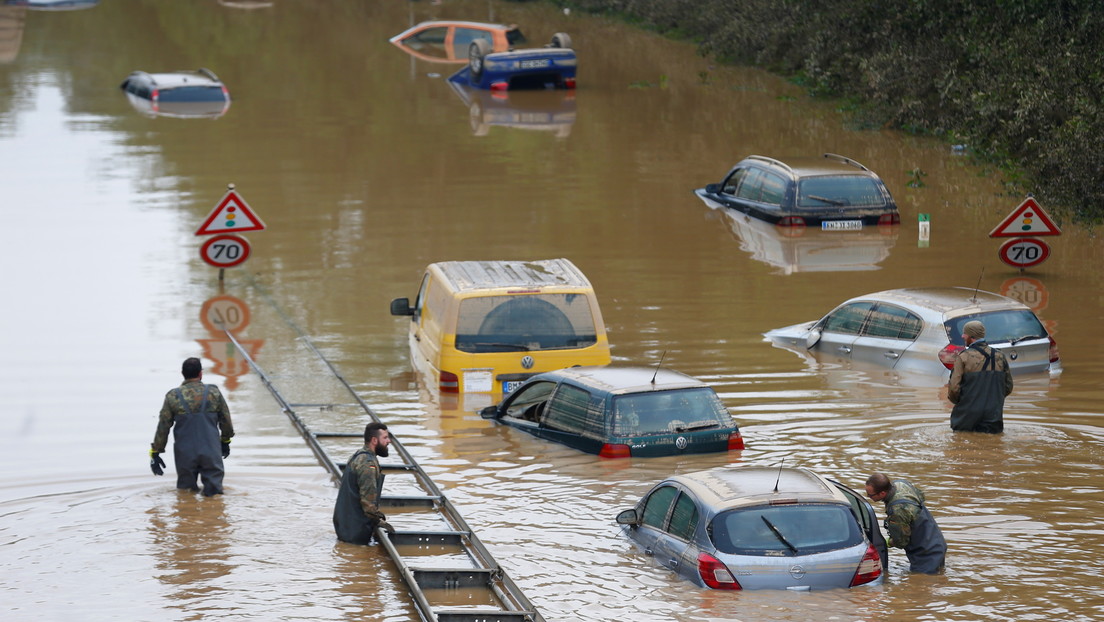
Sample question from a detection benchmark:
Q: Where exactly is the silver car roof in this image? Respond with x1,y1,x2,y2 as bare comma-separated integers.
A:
849,287,1030,320
537,366,707,395
666,466,850,511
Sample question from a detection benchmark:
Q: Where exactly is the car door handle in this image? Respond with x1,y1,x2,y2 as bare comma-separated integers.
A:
668,558,679,568
837,346,851,354
644,547,654,556
883,351,900,359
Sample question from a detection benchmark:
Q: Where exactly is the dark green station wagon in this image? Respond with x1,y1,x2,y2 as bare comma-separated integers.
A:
480,366,745,458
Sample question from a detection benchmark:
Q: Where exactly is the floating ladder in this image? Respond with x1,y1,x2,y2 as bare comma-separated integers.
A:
223,282,545,622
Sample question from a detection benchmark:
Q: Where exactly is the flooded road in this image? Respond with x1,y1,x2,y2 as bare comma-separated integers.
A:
2,1,1102,620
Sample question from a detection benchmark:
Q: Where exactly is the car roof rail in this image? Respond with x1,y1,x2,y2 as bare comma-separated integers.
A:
198,67,220,81
823,153,870,171
746,155,795,176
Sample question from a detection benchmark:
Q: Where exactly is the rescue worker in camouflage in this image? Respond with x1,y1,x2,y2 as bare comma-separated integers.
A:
865,473,946,574
333,422,396,544
948,320,1013,433
150,357,235,496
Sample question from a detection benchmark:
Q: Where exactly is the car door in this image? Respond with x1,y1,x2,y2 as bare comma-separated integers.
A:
829,479,888,571
635,485,697,579
813,301,873,360
849,302,922,369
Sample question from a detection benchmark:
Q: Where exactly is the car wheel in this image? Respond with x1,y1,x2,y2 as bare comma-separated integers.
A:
550,32,572,49
469,39,491,81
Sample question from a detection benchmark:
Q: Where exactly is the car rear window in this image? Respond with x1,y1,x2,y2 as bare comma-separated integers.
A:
945,310,1048,346
455,294,599,353
711,504,862,556
158,86,226,103
797,176,886,208
611,388,732,436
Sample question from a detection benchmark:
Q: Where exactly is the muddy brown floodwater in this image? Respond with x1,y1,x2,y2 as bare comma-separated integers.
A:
1,1,1102,621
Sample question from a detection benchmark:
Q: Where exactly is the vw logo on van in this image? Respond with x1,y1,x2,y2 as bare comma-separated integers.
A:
675,436,688,450
521,355,535,369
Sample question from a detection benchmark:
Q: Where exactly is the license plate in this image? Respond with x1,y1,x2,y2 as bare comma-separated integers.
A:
519,59,551,69
503,380,523,394
822,220,862,231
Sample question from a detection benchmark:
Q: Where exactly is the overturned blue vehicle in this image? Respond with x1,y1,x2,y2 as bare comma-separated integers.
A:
447,32,576,91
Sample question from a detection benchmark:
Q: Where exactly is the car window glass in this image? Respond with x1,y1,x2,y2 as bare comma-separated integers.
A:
503,381,557,419
712,504,862,556
722,168,749,195
543,384,603,436
821,302,874,335
403,27,449,58
758,172,786,206
454,294,599,353
667,492,699,541
863,304,922,339
452,28,493,56
797,176,886,208
945,310,1047,346
612,388,732,436
157,86,225,103
642,485,678,529
735,169,764,201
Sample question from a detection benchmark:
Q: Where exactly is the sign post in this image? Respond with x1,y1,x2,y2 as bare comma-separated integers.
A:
195,184,266,279
989,196,1060,271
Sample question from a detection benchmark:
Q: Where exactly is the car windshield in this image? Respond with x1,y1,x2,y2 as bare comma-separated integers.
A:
945,310,1048,346
796,176,886,208
711,504,862,556
454,293,599,353
611,388,732,436
159,86,226,103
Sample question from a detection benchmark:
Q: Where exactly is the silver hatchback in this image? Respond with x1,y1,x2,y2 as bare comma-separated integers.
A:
616,466,886,590
765,287,1061,378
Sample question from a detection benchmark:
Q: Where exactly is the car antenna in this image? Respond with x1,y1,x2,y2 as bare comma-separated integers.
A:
971,267,985,303
650,350,666,385
773,458,786,493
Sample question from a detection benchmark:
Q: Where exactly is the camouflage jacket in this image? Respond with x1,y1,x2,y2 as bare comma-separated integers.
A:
348,448,386,522
948,341,1013,404
882,479,927,549
151,380,235,453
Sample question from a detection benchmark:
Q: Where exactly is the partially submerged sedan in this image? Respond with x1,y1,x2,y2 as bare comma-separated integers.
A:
449,32,576,91
765,287,1061,377
480,366,744,458
616,466,886,590
119,68,230,119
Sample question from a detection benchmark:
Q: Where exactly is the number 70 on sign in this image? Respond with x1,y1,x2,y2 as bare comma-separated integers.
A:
200,234,252,268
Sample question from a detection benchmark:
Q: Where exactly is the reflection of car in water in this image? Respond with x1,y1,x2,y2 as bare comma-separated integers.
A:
389,20,525,64
9,0,98,10
765,287,1061,379
713,207,898,274
119,68,230,119
616,465,886,590
448,79,576,137
449,32,575,91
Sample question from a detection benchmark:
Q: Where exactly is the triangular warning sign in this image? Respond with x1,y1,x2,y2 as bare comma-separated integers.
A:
989,197,1061,238
195,190,267,236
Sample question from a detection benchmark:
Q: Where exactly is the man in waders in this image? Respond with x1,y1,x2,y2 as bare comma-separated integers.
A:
333,422,396,544
865,473,947,574
948,320,1013,433
149,357,235,496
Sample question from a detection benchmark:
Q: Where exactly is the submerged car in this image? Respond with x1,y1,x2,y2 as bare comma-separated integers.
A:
479,366,744,458
389,20,526,63
695,153,900,229
765,287,1061,377
449,32,575,91
119,68,230,119
616,465,886,590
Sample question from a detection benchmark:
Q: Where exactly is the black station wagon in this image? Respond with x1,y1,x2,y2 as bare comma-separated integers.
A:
695,153,900,229
480,366,744,458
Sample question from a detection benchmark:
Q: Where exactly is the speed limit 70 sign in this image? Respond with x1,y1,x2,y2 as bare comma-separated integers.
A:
998,237,1050,268
200,234,251,268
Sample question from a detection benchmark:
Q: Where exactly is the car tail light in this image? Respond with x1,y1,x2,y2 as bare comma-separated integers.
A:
697,553,741,590
777,216,806,228
849,544,882,586
938,343,964,370
727,431,745,451
151,88,160,103
1049,335,1060,363
878,213,901,225
490,81,508,91
564,77,576,89
440,371,459,393
599,443,631,459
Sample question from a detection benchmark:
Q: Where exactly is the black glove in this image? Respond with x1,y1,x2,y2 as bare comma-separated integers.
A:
379,520,396,535
150,451,165,476
221,441,231,458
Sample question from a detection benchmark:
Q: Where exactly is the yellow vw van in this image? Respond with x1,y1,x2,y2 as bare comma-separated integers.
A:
390,258,611,395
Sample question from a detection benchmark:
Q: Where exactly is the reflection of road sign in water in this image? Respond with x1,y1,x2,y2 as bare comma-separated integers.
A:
200,234,251,268
1000,276,1049,312
195,189,267,236
200,294,251,333
989,197,1061,238
196,337,264,391
998,237,1050,268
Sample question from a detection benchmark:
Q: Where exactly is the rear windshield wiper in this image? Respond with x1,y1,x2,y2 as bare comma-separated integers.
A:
676,421,720,432
761,516,799,554
1010,334,1043,346
464,342,531,352
806,194,847,206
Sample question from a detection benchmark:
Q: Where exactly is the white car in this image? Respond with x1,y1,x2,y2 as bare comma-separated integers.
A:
119,68,230,119
765,287,1060,377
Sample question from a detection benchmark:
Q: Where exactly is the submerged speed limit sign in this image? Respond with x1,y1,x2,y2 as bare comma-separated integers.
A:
998,237,1050,268
200,234,251,268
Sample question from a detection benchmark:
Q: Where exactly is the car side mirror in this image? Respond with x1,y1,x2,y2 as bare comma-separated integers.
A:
704,183,720,193
390,297,414,316
479,405,500,419
804,327,822,349
615,508,640,526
